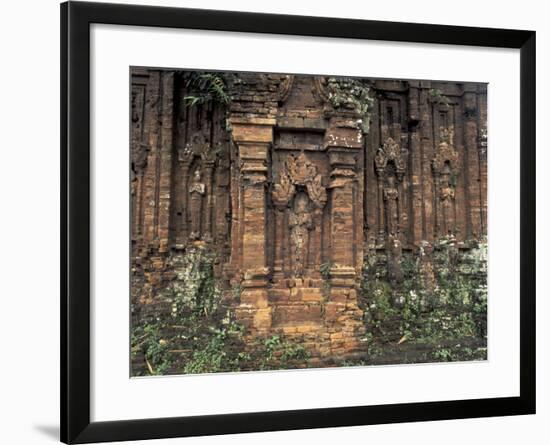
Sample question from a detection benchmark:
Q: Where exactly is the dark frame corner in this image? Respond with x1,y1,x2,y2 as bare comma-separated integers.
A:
61,1,535,443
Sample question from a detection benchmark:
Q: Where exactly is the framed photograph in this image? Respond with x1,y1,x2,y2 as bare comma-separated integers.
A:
61,1,536,443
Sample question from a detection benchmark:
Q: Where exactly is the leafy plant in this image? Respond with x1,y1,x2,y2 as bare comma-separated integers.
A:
131,322,172,376
428,88,451,108
325,77,373,132
357,239,488,365
183,73,231,107
184,327,228,374
320,261,332,280
264,335,282,362
165,246,221,317
432,347,454,361
260,335,310,367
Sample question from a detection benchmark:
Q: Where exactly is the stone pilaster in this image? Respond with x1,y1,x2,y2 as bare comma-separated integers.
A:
463,87,482,240
408,81,423,247
230,117,275,332
325,117,363,275
419,82,435,243
141,70,175,253
178,159,192,242
202,160,215,242
324,116,366,354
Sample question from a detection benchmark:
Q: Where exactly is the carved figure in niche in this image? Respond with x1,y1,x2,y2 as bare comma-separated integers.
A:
272,153,327,278
433,127,459,170
383,169,400,236
439,161,455,234
375,137,407,243
433,127,460,237
188,167,206,240
375,137,407,178
289,193,314,277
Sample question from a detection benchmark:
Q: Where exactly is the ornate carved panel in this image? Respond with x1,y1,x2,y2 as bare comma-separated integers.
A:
374,137,408,242
273,152,327,209
432,127,460,236
271,151,328,280
375,137,408,180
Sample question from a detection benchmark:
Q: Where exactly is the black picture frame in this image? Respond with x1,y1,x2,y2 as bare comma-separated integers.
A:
61,1,536,443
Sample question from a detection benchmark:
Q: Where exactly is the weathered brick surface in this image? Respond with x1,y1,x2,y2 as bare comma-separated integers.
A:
131,69,487,361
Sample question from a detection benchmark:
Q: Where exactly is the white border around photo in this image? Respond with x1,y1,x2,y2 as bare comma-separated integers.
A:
90,23,520,422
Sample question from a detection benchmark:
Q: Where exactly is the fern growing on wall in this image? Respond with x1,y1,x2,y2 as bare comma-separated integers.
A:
183,72,231,106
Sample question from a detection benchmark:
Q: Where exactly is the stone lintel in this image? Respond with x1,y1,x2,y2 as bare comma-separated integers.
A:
329,266,356,280
242,173,268,186
329,116,363,129
238,144,269,161
276,117,327,131
242,279,269,290
229,118,275,144
324,127,363,151
327,149,358,169
229,117,277,126
243,267,269,282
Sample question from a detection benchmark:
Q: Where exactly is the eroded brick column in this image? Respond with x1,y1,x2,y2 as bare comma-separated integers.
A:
324,117,365,355
408,81,423,247
230,118,275,333
141,70,175,253
464,87,482,240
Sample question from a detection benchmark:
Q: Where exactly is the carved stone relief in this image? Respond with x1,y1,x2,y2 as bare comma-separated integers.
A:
272,152,327,279
272,152,327,210
432,127,459,173
177,132,219,243
289,192,314,277
375,137,407,180
375,137,408,242
433,127,460,236
188,167,206,240
383,174,400,236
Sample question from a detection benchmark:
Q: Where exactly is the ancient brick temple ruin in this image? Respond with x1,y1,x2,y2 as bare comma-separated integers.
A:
131,68,487,363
